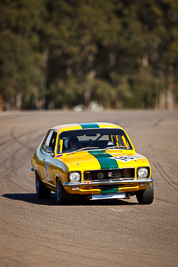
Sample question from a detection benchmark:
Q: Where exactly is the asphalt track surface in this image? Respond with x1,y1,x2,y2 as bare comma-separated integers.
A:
0,110,178,267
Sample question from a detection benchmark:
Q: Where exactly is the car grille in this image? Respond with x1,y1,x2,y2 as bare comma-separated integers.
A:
84,168,135,181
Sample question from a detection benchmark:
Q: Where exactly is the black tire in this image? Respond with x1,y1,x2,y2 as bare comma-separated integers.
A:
56,179,69,204
36,173,51,199
136,182,154,204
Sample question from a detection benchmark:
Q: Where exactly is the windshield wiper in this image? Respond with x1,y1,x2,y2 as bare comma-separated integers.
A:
66,146,100,155
99,145,128,150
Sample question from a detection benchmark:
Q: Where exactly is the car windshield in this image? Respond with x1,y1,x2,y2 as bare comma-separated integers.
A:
58,128,133,153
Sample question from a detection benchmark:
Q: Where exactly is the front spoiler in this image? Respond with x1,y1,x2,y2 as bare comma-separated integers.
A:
90,193,126,200
63,177,154,187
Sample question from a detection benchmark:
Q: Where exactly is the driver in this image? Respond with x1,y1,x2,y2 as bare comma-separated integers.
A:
68,137,79,151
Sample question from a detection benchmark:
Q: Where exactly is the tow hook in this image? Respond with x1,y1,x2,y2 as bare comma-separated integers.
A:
125,193,130,199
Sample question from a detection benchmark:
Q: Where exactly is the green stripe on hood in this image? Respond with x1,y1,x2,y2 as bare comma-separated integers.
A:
89,151,118,169
79,123,99,129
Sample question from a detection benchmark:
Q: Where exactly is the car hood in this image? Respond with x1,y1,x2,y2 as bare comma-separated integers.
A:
59,150,149,171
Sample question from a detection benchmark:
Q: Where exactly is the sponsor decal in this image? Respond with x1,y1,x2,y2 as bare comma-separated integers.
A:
57,154,63,158
45,161,50,181
114,155,140,162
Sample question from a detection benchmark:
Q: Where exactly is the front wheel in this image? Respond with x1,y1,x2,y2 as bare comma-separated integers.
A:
36,173,51,199
56,179,69,204
136,182,154,204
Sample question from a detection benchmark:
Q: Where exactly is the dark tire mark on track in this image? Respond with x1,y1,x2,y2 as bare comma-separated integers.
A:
154,162,178,192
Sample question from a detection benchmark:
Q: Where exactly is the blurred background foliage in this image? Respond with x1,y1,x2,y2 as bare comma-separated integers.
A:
0,0,177,110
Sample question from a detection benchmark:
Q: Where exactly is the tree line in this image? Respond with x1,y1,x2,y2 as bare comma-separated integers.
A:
0,0,178,110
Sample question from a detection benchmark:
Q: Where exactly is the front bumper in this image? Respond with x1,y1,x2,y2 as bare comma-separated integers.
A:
63,177,154,187
63,177,154,197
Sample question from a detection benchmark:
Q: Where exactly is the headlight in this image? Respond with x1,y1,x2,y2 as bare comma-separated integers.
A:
68,172,81,183
137,167,149,179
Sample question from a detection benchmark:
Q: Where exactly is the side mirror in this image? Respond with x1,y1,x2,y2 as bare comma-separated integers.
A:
46,147,52,152
46,147,55,157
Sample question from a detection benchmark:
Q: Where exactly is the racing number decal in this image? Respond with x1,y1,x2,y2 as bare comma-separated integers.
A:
114,156,140,162
45,161,50,181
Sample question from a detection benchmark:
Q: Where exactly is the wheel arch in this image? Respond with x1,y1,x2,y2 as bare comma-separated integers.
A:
35,169,42,180
56,174,63,185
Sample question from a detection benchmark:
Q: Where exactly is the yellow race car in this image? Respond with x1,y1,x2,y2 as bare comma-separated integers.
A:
31,122,154,204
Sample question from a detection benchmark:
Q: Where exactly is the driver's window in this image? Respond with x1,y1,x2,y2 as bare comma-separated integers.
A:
49,132,57,153
43,130,53,152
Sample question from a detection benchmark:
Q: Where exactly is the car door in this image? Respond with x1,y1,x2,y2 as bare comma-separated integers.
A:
44,131,57,185
39,130,54,183
37,130,53,181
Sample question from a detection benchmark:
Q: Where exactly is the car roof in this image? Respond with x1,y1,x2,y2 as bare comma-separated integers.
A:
51,122,122,133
